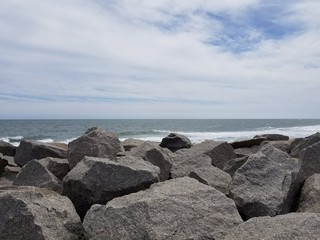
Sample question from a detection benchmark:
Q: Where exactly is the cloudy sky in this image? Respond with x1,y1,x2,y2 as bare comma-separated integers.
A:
0,0,319,119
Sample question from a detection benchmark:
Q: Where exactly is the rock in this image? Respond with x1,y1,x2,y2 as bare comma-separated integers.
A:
122,138,145,151
254,134,289,141
2,155,17,166
231,138,265,149
0,154,8,176
38,157,70,180
62,156,160,219
229,144,303,220
129,141,160,159
14,140,68,167
298,174,320,213
13,160,62,193
290,132,320,158
268,140,293,153
145,147,172,181
159,133,191,152
223,156,248,176
223,212,320,240
189,166,232,195
170,149,212,178
83,177,243,240
0,140,16,156
234,145,260,157
68,127,124,169
191,140,236,169
0,186,84,240
299,141,320,179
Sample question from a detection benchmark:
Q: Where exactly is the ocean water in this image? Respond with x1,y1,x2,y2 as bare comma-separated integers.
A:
1,119,320,146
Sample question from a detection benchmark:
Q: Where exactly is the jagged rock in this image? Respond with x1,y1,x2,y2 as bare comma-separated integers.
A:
268,140,293,153
62,156,160,219
38,157,70,180
191,140,236,169
170,149,212,178
290,132,320,158
223,156,248,176
254,134,289,141
14,140,68,167
223,212,320,240
122,138,145,151
145,147,172,181
0,186,84,240
83,177,243,240
13,160,62,193
234,145,260,157
68,127,124,169
160,133,191,152
231,138,265,149
129,141,160,159
189,166,232,195
229,144,303,220
0,154,8,176
0,140,16,156
299,141,320,179
298,174,320,213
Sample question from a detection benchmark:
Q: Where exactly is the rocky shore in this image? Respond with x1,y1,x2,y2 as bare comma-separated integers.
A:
1,128,320,239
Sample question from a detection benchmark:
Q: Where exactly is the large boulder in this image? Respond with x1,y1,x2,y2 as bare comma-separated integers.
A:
191,140,236,169
129,141,160,159
145,147,172,181
189,166,232,195
122,138,145,151
290,132,320,158
83,177,243,240
159,133,191,152
0,140,16,156
0,186,84,240
223,212,320,240
14,140,68,167
229,144,303,220
62,156,160,219
38,157,70,180
0,154,8,176
268,140,293,153
231,138,265,149
234,145,260,157
223,156,248,176
68,127,123,169
298,173,320,213
299,141,320,179
13,160,62,193
254,134,289,141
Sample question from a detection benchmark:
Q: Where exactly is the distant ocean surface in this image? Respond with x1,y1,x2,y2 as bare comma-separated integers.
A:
1,119,320,147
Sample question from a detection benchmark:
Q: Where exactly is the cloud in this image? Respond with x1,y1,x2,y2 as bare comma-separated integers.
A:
0,0,319,118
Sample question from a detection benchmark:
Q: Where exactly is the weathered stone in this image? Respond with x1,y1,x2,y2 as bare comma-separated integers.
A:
14,140,68,167
223,156,248,176
231,138,265,149
268,140,293,153
62,156,160,219
83,177,243,240
189,166,232,195
298,174,320,213
254,133,290,141
145,147,172,181
129,141,160,159
0,154,8,176
160,133,191,152
229,144,303,220
290,132,320,158
38,157,70,180
170,149,212,178
223,212,320,240
13,160,62,193
0,186,84,240
0,140,16,156
234,145,260,157
299,141,320,179
68,127,124,169
122,138,145,151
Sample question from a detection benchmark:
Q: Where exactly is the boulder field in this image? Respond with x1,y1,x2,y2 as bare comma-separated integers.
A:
1,128,320,239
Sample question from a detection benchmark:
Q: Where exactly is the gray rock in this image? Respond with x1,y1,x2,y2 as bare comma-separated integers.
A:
298,174,320,213
223,156,248,176
234,145,260,157
83,177,243,240
299,141,320,179
189,166,232,195
68,127,123,169
290,132,320,158
231,138,265,149
129,141,160,159
254,134,289,141
229,144,303,220
223,213,320,240
170,149,212,178
122,138,145,151
0,140,16,156
145,147,172,181
0,186,84,240
13,160,62,193
14,140,68,167
62,156,160,219
38,157,70,180
160,133,191,152
0,154,8,176
268,140,293,153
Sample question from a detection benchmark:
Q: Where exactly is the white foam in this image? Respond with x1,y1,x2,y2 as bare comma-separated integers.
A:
37,138,54,143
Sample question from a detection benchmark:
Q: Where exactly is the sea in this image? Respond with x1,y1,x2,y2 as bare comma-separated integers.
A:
1,119,320,147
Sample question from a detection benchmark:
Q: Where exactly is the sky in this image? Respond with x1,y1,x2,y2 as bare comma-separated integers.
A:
0,0,319,119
